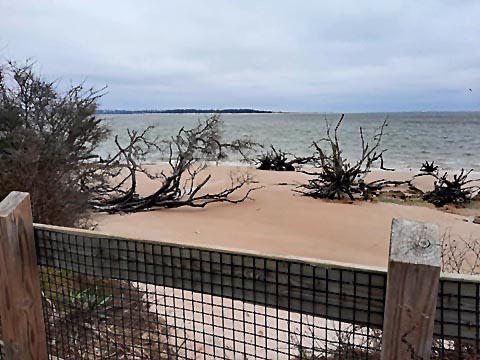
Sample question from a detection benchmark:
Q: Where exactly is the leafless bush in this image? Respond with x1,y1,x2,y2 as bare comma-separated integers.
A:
441,230,480,275
291,321,381,359
0,60,109,227
438,232,480,357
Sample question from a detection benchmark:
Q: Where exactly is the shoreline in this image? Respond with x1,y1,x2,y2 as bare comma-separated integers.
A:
141,160,480,176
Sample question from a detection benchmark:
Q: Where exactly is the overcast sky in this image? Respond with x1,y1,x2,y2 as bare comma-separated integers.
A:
1,0,479,112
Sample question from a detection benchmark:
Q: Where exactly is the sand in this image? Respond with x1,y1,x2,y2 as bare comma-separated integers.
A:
93,165,480,359
95,165,480,268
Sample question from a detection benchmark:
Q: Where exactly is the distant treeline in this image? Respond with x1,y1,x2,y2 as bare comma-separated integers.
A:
97,109,275,114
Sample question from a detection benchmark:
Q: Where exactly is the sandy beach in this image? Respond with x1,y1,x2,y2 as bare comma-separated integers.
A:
95,165,480,268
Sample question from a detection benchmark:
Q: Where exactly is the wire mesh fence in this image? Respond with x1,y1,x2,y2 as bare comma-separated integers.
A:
0,224,478,359
433,277,480,359
34,225,387,359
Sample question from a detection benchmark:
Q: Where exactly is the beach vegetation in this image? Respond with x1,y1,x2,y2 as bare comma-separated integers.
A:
0,60,109,227
292,323,382,359
40,267,176,359
441,230,480,275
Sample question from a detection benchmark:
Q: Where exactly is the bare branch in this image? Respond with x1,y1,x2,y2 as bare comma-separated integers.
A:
256,145,319,171
297,115,392,200
90,115,258,213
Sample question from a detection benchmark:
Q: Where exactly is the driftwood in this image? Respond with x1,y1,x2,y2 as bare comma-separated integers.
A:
297,114,394,200
420,160,439,174
91,115,259,213
417,168,480,207
371,162,479,208
256,145,317,171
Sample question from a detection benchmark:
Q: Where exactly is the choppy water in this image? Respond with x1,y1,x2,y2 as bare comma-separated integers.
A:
99,112,480,171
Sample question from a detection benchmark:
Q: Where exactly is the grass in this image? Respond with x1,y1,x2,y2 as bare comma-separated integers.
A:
375,191,480,218
376,196,427,207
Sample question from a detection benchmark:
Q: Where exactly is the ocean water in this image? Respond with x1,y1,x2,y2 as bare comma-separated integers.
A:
99,112,480,172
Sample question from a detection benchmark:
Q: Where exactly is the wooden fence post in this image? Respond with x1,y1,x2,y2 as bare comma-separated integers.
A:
381,218,440,360
0,192,48,360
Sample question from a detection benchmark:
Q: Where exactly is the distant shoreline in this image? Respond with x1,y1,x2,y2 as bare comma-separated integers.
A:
97,109,277,114
97,109,480,115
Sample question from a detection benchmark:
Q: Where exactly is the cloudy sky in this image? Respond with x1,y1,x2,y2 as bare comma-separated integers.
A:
1,0,479,112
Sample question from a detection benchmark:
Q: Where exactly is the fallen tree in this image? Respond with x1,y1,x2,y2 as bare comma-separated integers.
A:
417,167,480,207
363,160,480,208
297,114,395,200
91,115,259,213
256,145,317,171
420,160,439,174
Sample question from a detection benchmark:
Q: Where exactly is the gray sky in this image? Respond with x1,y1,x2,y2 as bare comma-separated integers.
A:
1,0,479,112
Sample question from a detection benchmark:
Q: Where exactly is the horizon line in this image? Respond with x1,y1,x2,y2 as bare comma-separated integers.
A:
97,108,480,114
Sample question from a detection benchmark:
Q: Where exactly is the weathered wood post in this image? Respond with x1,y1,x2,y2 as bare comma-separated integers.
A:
0,192,48,359
381,218,440,359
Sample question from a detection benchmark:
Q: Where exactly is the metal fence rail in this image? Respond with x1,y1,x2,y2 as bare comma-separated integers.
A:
29,224,479,359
